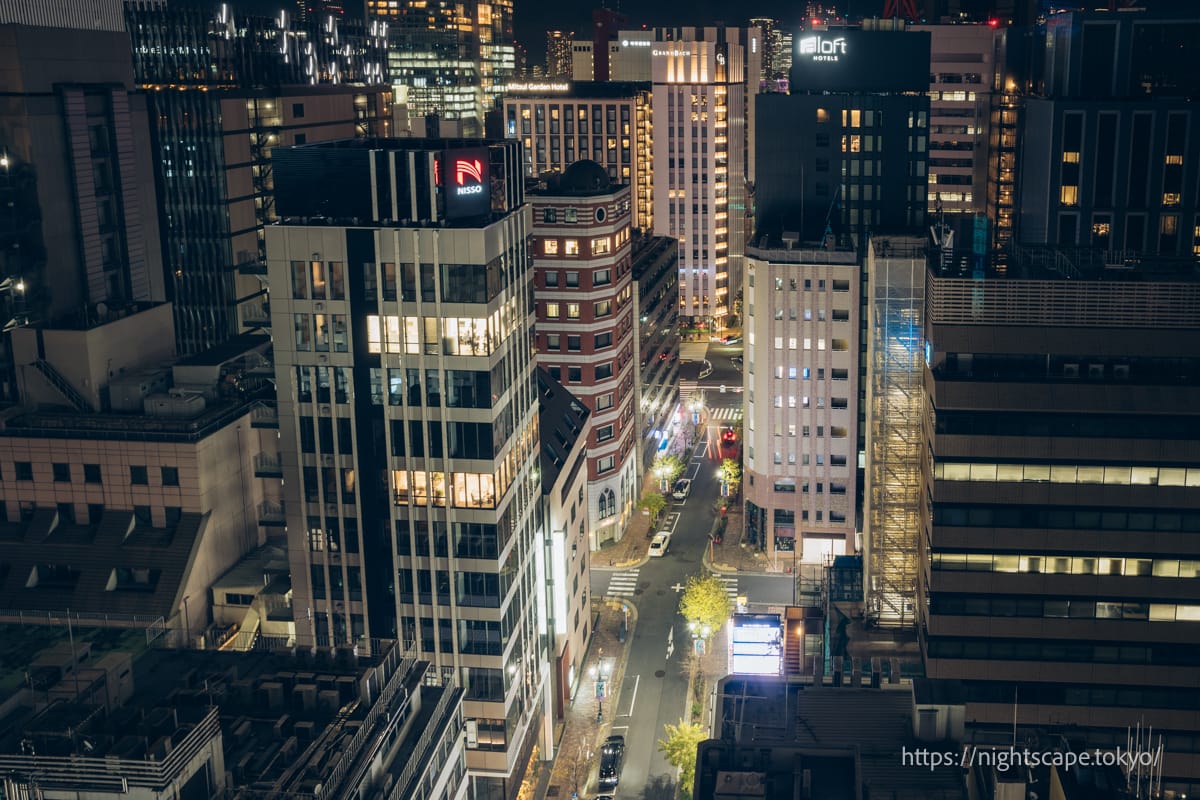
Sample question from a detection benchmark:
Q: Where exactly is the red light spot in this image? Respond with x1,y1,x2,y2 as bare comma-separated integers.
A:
812,18,820,24
988,18,999,27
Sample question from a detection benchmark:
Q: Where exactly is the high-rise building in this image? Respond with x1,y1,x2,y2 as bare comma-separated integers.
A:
632,236,680,471
742,239,860,564
652,27,761,329
920,255,1200,795
1010,8,1200,258
502,82,654,231
374,0,515,137
913,24,998,217
749,17,792,88
125,1,389,355
0,8,165,399
546,30,573,78
531,163,638,548
267,137,545,800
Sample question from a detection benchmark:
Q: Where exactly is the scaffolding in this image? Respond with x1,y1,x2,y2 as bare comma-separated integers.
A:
864,240,927,628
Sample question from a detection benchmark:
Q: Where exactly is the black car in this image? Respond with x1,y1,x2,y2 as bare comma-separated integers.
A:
598,735,625,789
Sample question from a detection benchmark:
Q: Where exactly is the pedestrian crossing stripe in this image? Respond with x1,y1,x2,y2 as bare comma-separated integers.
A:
606,570,640,596
709,407,743,421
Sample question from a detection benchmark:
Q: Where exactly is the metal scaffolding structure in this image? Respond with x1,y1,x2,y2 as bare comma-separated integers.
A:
864,240,927,628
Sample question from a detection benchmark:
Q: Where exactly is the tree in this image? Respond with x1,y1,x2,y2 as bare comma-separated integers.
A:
679,573,733,635
719,458,741,496
652,453,686,488
658,719,706,795
639,490,667,523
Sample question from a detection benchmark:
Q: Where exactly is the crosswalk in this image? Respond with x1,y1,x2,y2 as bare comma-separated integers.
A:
715,575,739,601
606,569,640,597
710,406,743,421
680,379,700,397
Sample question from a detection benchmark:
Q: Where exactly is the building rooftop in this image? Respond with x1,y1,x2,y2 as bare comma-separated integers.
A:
700,679,965,800
0,509,207,621
503,80,650,97
536,368,589,495
0,641,426,800
748,230,858,264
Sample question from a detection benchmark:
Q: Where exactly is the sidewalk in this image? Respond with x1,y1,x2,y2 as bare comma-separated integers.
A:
539,600,638,800
704,505,798,576
596,469,667,570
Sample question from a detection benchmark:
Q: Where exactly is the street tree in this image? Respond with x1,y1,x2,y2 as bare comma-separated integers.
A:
652,453,686,487
719,458,741,495
639,490,667,523
679,573,733,636
658,719,706,796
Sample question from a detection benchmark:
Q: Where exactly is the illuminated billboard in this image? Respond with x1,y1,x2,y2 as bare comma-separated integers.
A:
789,29,930,92
729,614,783,676
441,147,491,219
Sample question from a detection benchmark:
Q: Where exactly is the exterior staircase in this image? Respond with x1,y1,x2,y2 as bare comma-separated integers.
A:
31,359,93,412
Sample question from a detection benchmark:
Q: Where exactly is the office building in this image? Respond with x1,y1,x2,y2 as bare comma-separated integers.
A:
1012,9,1200,258
125,1,388,355
503,82,653,231
742,238,860,564
0,642,467,800
632,236,680,471
749,17,792,88
536,368,591,745
652,27,760,328
546,30,573,78
920,255,1200,794
863,236,928,628
531,163,638,548
374,0,515,136
913,24,998,217
0,11,165,400
757,29,931,246
0,305,278,643
267,138,544,800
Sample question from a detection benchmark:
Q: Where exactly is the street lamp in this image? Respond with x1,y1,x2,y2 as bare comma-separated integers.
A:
655,463,670,493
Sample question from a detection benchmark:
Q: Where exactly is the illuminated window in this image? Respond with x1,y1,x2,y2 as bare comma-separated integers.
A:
1060,185,1079,206
816,108,829,123
1163,192,1181,206
591,236,611,255
1062,151,1080,163
567,303,580,319
564,239,579,255
546,302,560,318
1165,154,1183,165
1193,223,1200,257
544,239,559,255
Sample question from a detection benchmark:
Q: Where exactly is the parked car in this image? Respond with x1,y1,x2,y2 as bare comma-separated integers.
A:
672,478,692,501
598,735,625,789
649,531,672,557
721,334,742,344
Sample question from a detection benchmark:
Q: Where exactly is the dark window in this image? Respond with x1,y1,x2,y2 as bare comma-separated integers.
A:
1127,113,1152,208
165,507,182,526
84,464,102,484
1093,113,1117,207
294,133,306,145
15,462,32,481
52,463,71,483
130,465,148,485
292,102,305,118
161,466,179,487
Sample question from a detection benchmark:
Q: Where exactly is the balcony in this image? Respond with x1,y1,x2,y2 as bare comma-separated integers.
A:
250,403,279,429
254,452,283,478
258,501,286,527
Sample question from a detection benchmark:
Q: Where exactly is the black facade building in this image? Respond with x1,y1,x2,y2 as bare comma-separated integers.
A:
999,8,1200,262
755,29,931,245
125,2,387,354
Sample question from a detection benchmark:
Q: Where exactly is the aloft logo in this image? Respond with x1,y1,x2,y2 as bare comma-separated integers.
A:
799,35,847,62
455,159,484,194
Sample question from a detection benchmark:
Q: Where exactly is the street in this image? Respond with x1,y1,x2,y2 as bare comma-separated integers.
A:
590,419,793,799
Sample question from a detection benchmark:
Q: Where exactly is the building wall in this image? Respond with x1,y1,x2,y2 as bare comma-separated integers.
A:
267,169,544,795
503,91,653,232
914,24,996,217
920,274,1200,794
532,187,639,546
743,250,859,563
653,38,748,326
